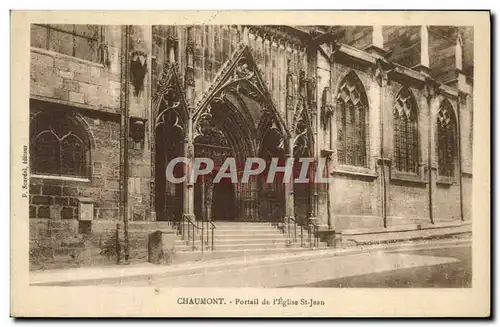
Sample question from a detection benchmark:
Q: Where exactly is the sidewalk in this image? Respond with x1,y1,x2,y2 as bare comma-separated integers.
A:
30,238,471,286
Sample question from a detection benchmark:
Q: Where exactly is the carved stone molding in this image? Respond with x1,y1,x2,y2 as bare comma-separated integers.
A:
424,76,441,100
194,44,290,138
292,110,311,156
130,51,148,97
184,26,195,88
194,112,230,149
373,58,394,87
153,63,189,125
320,87,333,129
249,25,308,48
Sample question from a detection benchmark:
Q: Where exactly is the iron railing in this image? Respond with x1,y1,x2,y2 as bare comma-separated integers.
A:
188,217,202,251
208,221,216,250
277,216,319,249
287,216,298,244
308,220,320,248
200,219,216,251
177,216,216,252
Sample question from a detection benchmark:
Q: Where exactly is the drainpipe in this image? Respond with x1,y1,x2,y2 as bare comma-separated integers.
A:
425,79,435,225
120,25,131,263
455,32,465,222
457,92,464,221
378,63,387,229
375,59,393,229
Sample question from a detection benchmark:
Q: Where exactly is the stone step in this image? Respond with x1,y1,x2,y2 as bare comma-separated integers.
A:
204,229,284,236
202,238,289,245
179,240,328,250
176,241,299,251
212,223,279,228
172,247,315,263
177,233,287,240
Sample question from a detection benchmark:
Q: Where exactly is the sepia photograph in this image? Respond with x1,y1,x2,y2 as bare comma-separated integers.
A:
10,10,490,317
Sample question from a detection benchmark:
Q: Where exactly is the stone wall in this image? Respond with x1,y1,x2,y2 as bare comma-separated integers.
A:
29,219,170,270
340,26,373,50
186,25,309,116
388,182,429,220
383,26,421,68
460,27,474,78
434,183,461,220
428,27,456,80
30,25,123,113
29,24,154,269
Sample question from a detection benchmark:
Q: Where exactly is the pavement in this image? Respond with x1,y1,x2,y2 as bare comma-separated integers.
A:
30,237,471,287
295,246,471,288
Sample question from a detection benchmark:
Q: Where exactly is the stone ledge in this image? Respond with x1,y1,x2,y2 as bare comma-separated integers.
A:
342,220,471,236
331,168,378,180
31,46,105,69
340,221,471,247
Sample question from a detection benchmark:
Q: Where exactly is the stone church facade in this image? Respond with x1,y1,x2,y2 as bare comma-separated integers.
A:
28,25,474,269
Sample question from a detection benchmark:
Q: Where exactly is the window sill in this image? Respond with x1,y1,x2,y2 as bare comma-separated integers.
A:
31,47,105,69
390,171,428,185
331,166,377,180
30,174,91,183
436,176,456,186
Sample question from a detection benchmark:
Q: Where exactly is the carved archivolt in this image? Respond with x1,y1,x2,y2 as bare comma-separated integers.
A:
193,44,289,139
194,111,235,167
153,63,189,124
194,112,230,148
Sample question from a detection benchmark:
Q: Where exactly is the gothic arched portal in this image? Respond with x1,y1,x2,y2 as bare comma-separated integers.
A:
152,64,189,222
192,44,290,222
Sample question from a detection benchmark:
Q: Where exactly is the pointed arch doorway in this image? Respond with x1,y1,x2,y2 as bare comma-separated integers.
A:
193,100,287,223
193,98,256,222
152,65,189,223
212,180,237,221
192,45,291,223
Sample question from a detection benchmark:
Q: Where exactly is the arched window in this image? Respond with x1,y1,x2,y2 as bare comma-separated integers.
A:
437,100,458,178
336,72,368,167
30,111,91,178
393,88,419,174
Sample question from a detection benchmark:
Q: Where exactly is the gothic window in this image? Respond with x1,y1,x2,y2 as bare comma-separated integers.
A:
31,24,104,63
393,88,419,174
30,111,91,178
437,100,458,178
336,72,368,167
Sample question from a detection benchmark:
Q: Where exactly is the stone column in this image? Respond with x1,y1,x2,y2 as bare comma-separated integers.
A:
284,139,295,243
374,59,393,228
284,56,295,240
205,174,214,222
413,25,436,224
307,46,320,230
424,78,439,224
183,26,196,238
455,32,466,222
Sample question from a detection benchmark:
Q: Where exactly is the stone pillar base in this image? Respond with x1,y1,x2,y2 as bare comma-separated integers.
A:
148,230,175,265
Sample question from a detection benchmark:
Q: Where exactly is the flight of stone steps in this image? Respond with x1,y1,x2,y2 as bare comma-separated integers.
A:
172,221,327,263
